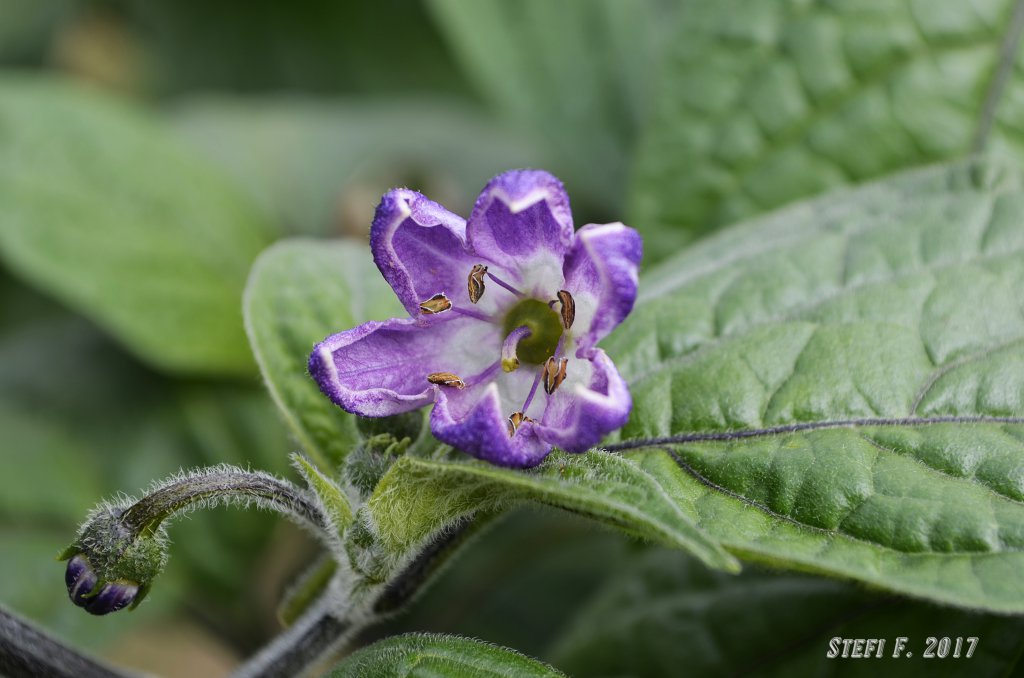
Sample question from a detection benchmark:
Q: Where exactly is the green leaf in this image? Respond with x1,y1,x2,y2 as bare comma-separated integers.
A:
368,451,737,573
243,238,402,470
0,407,102,522
172,96,540,237
631,0,1024,260
292,453,354,532
604,158,1024,612
329,633,565,678
428,0,678,210
550,548,1024,677
0,75,273,374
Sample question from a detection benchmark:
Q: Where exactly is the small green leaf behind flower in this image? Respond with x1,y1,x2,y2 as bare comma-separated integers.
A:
244,239,404,471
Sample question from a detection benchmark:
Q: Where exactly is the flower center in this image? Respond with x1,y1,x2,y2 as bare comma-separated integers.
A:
501,298,563,364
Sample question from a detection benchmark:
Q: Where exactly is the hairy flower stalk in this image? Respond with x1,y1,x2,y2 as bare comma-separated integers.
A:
60,465,332,616
310,169,642,467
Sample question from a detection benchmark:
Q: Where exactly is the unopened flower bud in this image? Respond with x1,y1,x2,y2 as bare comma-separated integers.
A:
64,554,140,615
59,504,167,616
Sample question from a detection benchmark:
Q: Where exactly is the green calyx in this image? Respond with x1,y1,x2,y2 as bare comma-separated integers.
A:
60,505,168,604
502,298,564,364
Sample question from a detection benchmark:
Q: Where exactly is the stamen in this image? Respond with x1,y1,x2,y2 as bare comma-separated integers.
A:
501,325,532,373
520,368,543,415
555,290,575,329
486,271,525,298
507,411,535,436
542,357,568,395
451,307,493,323
465,361,501,388
419,293,451,314
426,372,465,389
468,264,487,303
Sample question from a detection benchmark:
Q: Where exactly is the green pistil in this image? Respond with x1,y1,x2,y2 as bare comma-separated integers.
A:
502,298,563,364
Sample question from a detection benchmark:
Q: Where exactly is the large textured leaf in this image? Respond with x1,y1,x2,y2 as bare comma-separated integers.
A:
0,76,273,374
603,158,1024,612
368,452,737,573
243,239,402,470
172,97,540,237
550,548,1024,677
428,0,678,211
329,633,564,678
631,0,1024,260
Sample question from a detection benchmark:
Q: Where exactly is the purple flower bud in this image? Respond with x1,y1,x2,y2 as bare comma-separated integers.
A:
64,553,140,616
309,170,641,468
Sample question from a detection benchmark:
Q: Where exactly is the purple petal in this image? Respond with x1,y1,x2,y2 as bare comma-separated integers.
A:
535,349,631,453
562,223,642,351
466,170,575,295
431,380,553,468
370,188,479,315
66,555,98,607
84,581,139,616
309,315,500,418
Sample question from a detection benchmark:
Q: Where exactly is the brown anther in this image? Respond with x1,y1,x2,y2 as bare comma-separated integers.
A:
427,372,466,389
507,411,534,436
468,264,488,303
419,293,452,314
542,357,568,395
556,290,575,329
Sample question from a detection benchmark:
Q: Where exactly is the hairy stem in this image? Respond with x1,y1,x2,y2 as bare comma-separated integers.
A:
372,515,483,615
0,606,134,678
120,466,329,537
231,598,352,678
232,515,487,676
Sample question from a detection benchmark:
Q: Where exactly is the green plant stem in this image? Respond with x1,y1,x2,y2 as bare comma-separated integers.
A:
120,466,329,537
232,598,352,678
233,516,486,677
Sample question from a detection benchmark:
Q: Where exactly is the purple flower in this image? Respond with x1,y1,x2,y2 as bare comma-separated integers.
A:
309,170,641,468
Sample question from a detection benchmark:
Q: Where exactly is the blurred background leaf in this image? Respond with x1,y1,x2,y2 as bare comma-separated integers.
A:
429,0,679,215
172,97,541,239
0,76,274,375
549,547,1024,677
368,509,636,659
0,0,74,65
105,0,472,97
